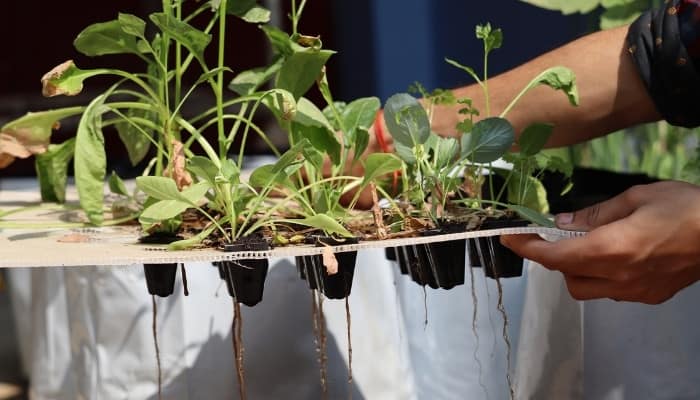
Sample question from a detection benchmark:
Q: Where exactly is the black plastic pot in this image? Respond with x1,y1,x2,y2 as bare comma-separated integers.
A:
215,236,270,307
420,221,467,289
475,218,529,279
398,244,439,289
139,233,183,297
295,236,358,299
385,247,410,275
467,239,481,268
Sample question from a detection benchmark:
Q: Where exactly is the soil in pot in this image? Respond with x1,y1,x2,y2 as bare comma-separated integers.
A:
215,234,270,307
475,217,529,279
420,221,467,290
299,235,359,300
139,233,184,297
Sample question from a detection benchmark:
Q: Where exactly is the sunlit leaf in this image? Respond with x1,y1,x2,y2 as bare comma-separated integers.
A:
361,153,402,187
276,49,334,99
74,19,143,56
75,95,109,225
342,97,380,145
35,138,75,203
225,0,271,23
108,171,129,197
150,13,211,63
279,214,353,237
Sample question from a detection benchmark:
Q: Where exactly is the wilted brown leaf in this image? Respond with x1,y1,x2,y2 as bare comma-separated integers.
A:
164,139,193,190
0,129,50,169
322,245,339,275
41,60,77,97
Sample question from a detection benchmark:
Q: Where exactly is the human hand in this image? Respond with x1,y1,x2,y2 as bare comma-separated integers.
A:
500,181,700,304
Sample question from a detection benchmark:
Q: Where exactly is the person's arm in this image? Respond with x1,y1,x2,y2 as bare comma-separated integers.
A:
431,25,661,147
500,0,700,304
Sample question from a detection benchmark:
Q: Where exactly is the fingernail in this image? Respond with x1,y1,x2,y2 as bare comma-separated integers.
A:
556,213,574,226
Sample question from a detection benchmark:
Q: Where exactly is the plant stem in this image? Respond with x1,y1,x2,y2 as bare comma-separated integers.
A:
217,0,229,160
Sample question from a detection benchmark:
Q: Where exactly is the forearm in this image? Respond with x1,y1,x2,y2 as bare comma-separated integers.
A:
432,25,661,147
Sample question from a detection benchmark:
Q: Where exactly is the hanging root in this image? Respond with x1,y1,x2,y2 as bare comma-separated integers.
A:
311,290,329,399
494,277,515,400
345,296,353,400
152,296,163,400
233,300,247,400
468,264,489,400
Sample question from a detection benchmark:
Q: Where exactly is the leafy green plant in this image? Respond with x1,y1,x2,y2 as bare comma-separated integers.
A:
384,23,579,228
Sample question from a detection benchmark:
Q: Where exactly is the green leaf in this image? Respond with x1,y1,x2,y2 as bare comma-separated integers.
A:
260,25,294,57
187,156,219,185
75,95,109,225
600,1,645,29
35,138,75,203
74,20,143,56
150,13,211,63
508,204,555,228
261,89,297,122
384,93,431,147
294,97,335,132
220,159,240,183
476,23,503,53
276,49,334,99
291,123,341,166
361,153,403,187
229,58,283,96
118,13,147,38
108,171,129,196
526,67,579,106
353,128,370,162
140,199,191,223
461,117,515,163
507,174,550,214
517,0,601,15
519,123,554,156
280,214,353,237
428,134,459,168
136,176,184,201
342,97,381,145
445,58,482,85
225,0,271,23
394,141,416,164
115,108,154,166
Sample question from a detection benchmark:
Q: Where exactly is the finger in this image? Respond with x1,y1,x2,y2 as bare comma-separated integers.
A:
562,274,632,301
555,185,646,231
501,230,633,280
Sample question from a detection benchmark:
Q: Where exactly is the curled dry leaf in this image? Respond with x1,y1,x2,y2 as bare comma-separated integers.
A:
164,139,193,190
41,60,79,97
322,245,339,275
0,129,50,169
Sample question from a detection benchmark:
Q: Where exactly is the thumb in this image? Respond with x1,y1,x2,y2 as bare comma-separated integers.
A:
555,188,641,231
